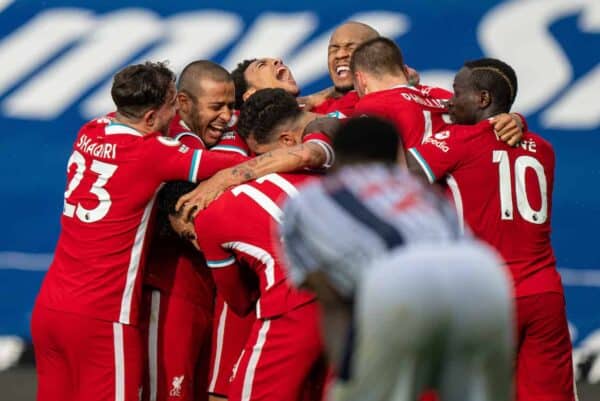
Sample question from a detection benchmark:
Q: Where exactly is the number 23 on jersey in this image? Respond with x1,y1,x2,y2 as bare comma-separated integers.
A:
63,150,118,223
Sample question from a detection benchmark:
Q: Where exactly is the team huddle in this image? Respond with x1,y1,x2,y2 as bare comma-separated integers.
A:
30,21,575,401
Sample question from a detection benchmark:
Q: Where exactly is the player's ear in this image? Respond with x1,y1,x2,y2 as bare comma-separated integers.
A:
177,92,191,113
354,71,366,96
242,88,256,103
278,131,296,146
479,90,491,109
144,108,158,129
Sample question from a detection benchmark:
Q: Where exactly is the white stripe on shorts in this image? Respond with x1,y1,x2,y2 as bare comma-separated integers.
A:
241,320,271,401
113,322,125,401
148,291,161,401
209,303,229,392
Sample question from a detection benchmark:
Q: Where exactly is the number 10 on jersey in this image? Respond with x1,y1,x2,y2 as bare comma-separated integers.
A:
492,150,548,225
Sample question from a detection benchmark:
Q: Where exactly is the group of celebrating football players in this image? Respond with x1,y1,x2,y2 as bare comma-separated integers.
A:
31,20,575,401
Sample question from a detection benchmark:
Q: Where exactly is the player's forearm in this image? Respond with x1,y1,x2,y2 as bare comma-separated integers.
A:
216,142,327,187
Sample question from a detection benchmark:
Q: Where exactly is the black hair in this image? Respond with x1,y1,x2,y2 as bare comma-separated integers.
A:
334,117,400,164
178,60,232,99
350,37,405,77
154,181,197,239
463,58,518,112
237,88,302,144
231,59,257,109
111,61,176,119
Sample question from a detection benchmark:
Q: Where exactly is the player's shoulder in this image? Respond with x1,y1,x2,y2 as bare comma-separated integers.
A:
518,131,555,158
447,119,494,138
416,84,453,100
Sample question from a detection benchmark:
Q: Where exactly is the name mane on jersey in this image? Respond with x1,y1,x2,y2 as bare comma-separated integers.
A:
76,134,117,159
400,92,447,109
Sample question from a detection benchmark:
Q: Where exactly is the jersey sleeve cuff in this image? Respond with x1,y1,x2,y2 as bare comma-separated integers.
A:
206,256,236,268
408,148,436,183
188,149,202,183
305,137,335,168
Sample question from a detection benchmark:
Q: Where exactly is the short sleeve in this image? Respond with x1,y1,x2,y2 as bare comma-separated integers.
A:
408,127,464,183
194,205,236,269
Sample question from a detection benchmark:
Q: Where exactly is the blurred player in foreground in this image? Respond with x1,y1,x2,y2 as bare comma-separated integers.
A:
407,58,575,401
279,117,514,401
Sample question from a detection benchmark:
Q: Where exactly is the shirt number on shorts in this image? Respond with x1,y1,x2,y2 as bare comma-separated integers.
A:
63,150,118,223
492,150,548,224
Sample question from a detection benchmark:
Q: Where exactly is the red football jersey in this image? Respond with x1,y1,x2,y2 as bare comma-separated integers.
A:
144,237,215,307
195,173,319,319
311,90,359,117
37,118,245,325
353,85,452,148
409,120,562,297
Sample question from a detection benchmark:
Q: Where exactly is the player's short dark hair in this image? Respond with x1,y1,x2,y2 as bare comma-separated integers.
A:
463,58,518,112
111,61,176,119
350,37,405,77
155,181,197,238
237,88,302,145
334,117,400,164
231,59,257,109
178,60,232,99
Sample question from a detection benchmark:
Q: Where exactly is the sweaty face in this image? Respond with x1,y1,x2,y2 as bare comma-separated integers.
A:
154,84,177,135
244,58,299,96
448,68,479,125
328,24,377,92
187,79,235,148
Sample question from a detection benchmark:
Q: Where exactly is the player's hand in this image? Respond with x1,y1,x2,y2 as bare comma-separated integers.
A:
406,65,420,86
175,173,231,220
297,87,335,110
491,113,523,146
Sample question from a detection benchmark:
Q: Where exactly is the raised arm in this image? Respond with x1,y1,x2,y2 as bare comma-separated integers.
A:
176,141,330,217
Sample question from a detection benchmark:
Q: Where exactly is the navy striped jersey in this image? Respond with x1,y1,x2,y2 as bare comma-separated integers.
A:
280,163,464,298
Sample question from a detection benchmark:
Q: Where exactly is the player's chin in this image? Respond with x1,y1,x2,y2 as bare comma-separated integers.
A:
333,82,354,94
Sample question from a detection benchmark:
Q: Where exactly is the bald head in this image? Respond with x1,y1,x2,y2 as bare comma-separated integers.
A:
328,21,379,92
177,60,232,97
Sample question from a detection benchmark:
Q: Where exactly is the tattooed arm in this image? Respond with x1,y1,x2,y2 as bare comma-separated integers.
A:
176,142,328,217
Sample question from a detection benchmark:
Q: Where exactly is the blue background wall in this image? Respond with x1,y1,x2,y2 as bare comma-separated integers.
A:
0,0,598,345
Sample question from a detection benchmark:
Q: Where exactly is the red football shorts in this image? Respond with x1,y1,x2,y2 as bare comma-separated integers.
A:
516,292,575,401
141,288,212,401
228,300,325,401
31,303,143,401
208,294,256,397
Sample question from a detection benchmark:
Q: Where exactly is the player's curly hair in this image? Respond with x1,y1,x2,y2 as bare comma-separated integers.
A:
111,61,175,119
463,58,518,112
231,59,257,109
155,181,197,239
237,88,302,144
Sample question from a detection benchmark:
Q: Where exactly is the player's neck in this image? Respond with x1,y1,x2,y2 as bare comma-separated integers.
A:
113,113,153,135
367,73,409,94
478,109,504,123
297,111,319,128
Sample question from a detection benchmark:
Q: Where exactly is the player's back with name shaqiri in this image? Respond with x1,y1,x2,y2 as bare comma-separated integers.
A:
38,117,203,325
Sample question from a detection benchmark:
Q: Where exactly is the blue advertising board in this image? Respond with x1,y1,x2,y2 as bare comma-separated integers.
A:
0,0,598,352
